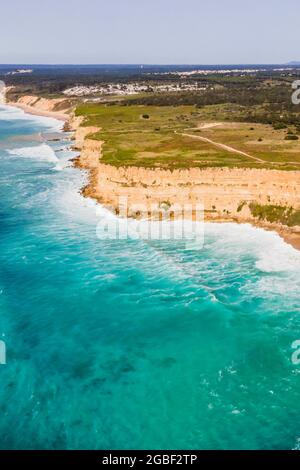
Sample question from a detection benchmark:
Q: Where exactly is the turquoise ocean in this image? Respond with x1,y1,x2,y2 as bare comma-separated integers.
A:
0,104,300,450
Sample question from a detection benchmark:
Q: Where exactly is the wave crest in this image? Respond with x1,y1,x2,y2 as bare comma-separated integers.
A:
7,143,58,163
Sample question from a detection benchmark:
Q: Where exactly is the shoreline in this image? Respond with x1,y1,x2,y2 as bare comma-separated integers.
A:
8,101,70,122
6,100,300,252
5,91,72,122
73,124,300,252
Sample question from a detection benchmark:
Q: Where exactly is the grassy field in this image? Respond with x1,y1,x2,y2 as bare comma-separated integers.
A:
76,103,300,170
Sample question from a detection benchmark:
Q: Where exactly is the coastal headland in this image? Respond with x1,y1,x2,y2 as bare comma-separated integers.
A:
7,94,300,250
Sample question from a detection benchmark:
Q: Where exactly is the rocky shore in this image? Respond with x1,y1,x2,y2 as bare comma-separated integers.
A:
7,94,300,250
72,121,300,250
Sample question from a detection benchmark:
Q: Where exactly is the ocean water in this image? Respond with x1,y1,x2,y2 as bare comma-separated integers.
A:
0,104,300,450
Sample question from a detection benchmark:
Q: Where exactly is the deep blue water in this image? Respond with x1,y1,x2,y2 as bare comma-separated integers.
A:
0,105,300,450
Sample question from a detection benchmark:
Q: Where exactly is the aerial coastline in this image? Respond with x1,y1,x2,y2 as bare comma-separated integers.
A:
5,89,300,252
2,0,300,454
73,122,300,251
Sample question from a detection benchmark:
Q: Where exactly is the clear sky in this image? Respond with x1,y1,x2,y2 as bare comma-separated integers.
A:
1,0,299,64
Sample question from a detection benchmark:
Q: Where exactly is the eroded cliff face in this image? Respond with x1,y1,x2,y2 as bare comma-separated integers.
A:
4,96,300,246
17,95,61,110
8,94,72,121
74,127,300,232
89,163,300,218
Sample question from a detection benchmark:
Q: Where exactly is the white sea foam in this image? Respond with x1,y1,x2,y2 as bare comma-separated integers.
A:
0,105,62,131
53,163,64,171
255,240,300,273
7,143,59,163
0,105,29,121
53,160,71,171
2,104,298,277
292,438,300,450
204,222,300,273
52,171,101,224
55,181,300,275
49,159,300,278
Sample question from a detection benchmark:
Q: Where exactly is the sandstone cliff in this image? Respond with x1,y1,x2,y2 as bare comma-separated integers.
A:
9,95,71,121
73,123,300,248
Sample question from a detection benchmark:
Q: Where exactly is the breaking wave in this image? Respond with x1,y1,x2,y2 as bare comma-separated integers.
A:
7,143,59,163
0,104,62,131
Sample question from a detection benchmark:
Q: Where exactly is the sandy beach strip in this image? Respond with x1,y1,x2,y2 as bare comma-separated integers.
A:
8,101,70,122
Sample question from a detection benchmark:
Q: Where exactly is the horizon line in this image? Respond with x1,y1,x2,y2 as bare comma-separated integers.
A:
0,62,299,67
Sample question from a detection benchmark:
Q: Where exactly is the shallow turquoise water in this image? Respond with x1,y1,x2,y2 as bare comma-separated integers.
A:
0,105,300,450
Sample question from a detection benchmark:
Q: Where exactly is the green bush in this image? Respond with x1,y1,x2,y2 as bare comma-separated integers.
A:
273,122,287,130
249,203,300,226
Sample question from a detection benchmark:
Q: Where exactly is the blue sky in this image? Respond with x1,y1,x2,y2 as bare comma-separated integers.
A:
1,0,299,64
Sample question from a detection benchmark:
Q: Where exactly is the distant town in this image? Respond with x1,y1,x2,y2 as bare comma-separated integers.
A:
153,67,300,77
5,69,33,76
63,82,206,97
